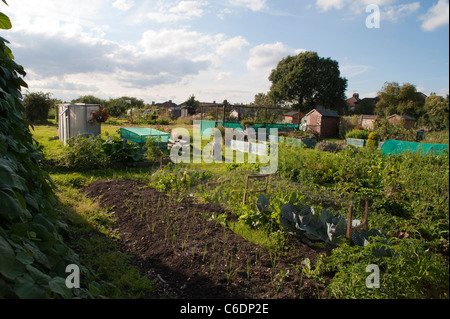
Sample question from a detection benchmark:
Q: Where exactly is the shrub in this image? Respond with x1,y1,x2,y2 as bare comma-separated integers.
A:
346,129,370,140
373,118,416,141
143,137,164,162
23,91,54,124
102,137,143,165
241,119,255,128
316,140,344,153
366,132,379,148
60,136,109,169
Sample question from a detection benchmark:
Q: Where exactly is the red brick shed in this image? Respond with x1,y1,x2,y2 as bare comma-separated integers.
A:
305,108,340,138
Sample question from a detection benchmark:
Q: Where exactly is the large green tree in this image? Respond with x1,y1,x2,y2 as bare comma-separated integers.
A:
268,51,347,114
375,82,425,118
71,95,106,105
424,93,449,130
22,91,54,124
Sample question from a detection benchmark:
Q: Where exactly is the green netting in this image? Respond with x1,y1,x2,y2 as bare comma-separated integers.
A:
200,120,298,136
200,120,218,136
120,127,170,144
381,140,449,156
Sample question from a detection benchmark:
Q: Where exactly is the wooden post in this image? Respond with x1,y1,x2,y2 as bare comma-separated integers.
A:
346,205,353,244
222,104,226,127
215,105,219,126
363,198,369,231
346,199,370,244
242,176,250,205
242,174,270,205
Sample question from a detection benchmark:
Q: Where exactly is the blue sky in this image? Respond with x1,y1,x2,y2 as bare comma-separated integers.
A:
2,0,449,105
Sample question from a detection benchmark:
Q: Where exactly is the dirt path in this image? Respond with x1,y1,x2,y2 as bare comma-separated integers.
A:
81,179,327,299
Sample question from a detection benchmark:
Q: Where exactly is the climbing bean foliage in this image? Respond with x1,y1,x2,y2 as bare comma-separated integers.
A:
0,6,95,298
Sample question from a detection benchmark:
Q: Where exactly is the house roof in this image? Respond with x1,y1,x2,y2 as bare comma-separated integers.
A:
306,108,340,118
387,114,416,121
284,111,300,116
361,115,382,120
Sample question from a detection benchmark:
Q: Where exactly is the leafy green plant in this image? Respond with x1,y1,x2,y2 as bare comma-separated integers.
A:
102,137,142,165
60,136,109,170
143,137,164,162
346,129,370,140
366,132,379,148
0,4,99,298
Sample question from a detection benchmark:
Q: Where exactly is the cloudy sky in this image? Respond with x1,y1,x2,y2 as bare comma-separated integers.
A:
2,0,449,105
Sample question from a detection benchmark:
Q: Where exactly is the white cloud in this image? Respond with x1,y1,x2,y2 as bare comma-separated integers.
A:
383,2,420,22
217,72,232,81
216,36,249,57
144,0,206,23
316,0,397,13
139,28,216,58
420,0,449,31
228,0,267,11
112,0,135,11
341,64,372,78
247,42,305,71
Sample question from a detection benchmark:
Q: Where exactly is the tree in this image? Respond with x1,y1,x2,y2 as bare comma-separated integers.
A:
268,51,347,114
105,96,144,117
184,94,200,115
22,91,55,124
375,82,425,118
253,92,273,107
72,95,106,105
424,94,449,130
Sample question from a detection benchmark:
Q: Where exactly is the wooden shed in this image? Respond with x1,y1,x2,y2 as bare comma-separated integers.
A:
284,111,305,124
361,115,382,130
305,108,340,138
387,114,416,130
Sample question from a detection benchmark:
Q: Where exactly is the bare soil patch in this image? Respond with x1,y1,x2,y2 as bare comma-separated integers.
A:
81,179,327,299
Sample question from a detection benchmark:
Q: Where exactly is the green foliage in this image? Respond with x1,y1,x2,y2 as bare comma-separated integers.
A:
323,239,449,298
71,95,106,105
373,118,416,141
0,8,99,298
60,136,109,170
23,91,55,124
366,132,379,148
241,119,255,127
102,137,142,166
150,166,212,193
315,140,344,153
345,129,370,140
268,51,347,113
184,94,200,115
375,82,425,118
424,94,449,130
143,137,164,162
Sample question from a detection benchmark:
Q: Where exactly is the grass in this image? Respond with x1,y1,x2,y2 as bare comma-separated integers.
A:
55,180,155,298
31,121,450,299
